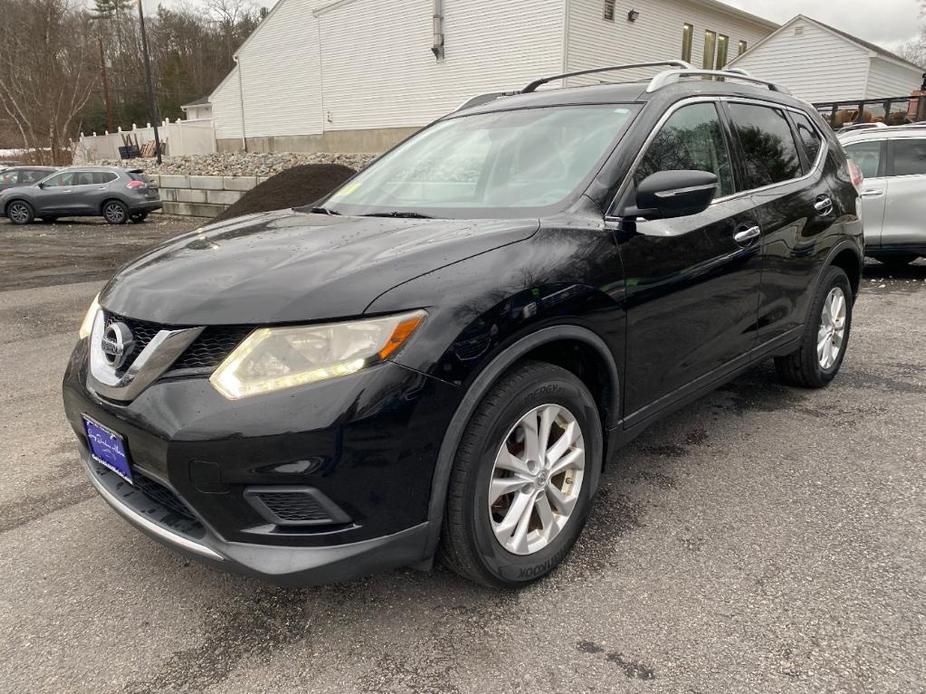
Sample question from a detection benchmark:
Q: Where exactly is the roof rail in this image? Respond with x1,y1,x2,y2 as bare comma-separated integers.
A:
647,68,788,93
521,61,693,93
454,90,519,112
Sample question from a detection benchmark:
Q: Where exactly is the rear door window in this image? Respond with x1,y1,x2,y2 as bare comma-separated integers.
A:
791,112,823,165
0,171,19,185
890,138,926,176
844,141,883,178
91,172,118,184
727,103,803,189
633,101,735,198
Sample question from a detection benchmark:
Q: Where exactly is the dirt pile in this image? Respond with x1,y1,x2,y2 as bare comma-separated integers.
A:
214,163,357,222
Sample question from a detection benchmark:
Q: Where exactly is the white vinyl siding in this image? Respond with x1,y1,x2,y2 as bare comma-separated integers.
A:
865,57,923,99
317,0,563,132
565,0,772,84
729,17,923,104
211,68,243,140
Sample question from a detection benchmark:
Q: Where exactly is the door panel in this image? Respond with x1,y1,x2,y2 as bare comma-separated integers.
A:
882,138,926,249
843,140,887,247
726,102,838,345
881,175,926,247
619,196,762,418
614,100,761,419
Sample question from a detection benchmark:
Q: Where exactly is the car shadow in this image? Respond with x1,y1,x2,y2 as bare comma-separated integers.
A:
863,258,926,281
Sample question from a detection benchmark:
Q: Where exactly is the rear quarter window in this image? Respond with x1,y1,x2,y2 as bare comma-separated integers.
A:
791,112,823,165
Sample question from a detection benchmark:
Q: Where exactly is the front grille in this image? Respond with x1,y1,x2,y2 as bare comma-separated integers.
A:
133,473,197,522
170,326,253,371
105,312,162,370
103,311,251,375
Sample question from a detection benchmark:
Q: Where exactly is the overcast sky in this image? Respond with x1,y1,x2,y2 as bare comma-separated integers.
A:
726,0,923,49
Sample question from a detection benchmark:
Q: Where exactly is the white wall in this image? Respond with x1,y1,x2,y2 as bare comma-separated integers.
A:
566,0,773,84
865,57,923,99
211,66,243,140
317,0,564,132
730,18,870,102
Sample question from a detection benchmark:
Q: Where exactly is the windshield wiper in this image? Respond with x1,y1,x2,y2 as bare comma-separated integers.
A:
309,206,341,215
362,211,433,219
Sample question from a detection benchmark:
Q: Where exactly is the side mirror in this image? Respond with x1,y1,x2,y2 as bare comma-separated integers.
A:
37,182,46,189
623,170,717,220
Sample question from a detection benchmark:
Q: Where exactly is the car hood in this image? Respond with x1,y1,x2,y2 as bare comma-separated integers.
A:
101,209,539,324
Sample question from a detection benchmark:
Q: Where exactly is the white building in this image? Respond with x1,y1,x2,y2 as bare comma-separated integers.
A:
728,15,925,104
210,0,776,153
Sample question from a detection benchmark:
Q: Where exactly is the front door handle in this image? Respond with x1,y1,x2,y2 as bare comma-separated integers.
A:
814,195,834,215
733,225,761,245
861,189,884,197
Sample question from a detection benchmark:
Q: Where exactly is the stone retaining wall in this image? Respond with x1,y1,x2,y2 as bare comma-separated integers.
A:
149,174,270,218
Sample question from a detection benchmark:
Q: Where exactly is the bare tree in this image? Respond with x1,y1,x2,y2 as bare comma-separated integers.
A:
0,0,99,162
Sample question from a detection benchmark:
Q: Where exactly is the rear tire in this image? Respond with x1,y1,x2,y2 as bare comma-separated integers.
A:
440,360,603,587
6,200,34,225
102,200,128,225
775,266,852,388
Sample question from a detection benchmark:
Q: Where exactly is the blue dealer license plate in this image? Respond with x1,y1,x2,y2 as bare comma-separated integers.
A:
83,415,133,483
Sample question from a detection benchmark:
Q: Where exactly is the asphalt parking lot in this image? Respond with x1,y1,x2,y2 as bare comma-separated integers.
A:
1,217,924,693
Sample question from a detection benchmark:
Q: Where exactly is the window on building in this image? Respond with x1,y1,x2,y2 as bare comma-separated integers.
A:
791,112,823,165
891,139,926,176
603,0,614,21
844,141,882,178
716,34,729,68
703,31,717,70
681,24,694,63
634,102,735,198
727,103,802,188
737,40,748,55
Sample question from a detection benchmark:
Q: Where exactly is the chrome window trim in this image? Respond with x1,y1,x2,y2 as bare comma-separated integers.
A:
608,95,828,217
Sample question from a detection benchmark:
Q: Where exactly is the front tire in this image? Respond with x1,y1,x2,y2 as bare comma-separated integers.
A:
440,360,603,587
6,200,34,225
102,200,128,225
775,266,852,388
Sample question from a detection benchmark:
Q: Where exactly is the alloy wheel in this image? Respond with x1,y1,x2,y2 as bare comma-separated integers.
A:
104,202,126,224
817,286,847,369
8,202,30,224
488,404,585,555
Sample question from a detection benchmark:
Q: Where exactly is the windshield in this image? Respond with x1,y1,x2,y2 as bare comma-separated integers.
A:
324,104,639,218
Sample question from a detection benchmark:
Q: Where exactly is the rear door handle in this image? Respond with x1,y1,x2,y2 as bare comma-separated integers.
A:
814,195,834,215
861,189,884,197
733,225,761,245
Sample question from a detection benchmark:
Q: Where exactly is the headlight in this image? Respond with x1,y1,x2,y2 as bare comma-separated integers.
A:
210,310,426,400
78,294,101,339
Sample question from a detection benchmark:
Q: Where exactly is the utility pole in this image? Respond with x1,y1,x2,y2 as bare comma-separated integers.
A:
98,36,114,133
136,0,162,164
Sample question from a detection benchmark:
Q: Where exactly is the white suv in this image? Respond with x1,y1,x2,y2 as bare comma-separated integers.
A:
840,126,926,267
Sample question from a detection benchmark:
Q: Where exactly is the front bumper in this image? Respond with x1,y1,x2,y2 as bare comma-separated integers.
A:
63,339,461,584
80,451,431,584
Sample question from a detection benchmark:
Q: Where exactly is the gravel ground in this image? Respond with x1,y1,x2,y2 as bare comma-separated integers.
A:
0,221,923,693
91,152,377,177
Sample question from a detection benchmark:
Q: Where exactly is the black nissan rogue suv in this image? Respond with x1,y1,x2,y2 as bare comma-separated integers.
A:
63,62,864,587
